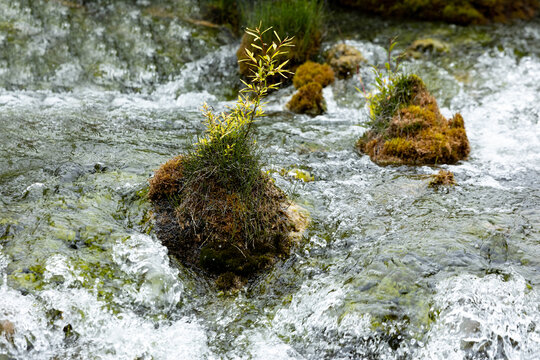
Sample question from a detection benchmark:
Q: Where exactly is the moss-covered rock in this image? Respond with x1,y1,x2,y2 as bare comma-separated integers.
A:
357,74,470,165
335,0,540,24
406,38,450,59
148,158,308,289
287,82,327,116
325,43,366,79
429,170,456,187
293,61,335,89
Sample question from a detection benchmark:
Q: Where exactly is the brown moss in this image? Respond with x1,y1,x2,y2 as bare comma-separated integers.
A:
148,160,308,288
335,0,539,24
356,75,470,165
147,156,184,201
429,170,456,187
287,82,327,116
326,43,366,79
293,61,335,89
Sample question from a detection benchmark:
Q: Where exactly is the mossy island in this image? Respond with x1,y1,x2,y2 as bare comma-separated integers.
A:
148,27,308,289
287,61,334,116
357,72,470,166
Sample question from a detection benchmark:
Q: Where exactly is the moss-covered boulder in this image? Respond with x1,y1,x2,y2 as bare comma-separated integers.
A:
293,61,335,89
325,43,365,79
406,38,450,59
335,0,539,24
287,82,327,116
357,74,470,165
148,157,308,289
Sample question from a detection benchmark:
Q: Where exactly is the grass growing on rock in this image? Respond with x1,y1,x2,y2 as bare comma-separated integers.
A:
237,0,324,79
149,26,308,289
356,40,469,165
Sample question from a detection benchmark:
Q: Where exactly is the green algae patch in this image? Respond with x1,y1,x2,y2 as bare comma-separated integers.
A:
357,74,470,166
326,43,366,79
335,0,540,24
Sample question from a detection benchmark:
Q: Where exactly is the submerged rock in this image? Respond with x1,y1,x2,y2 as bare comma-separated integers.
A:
325,43,365,79
148,156,308,289
357,74,470,165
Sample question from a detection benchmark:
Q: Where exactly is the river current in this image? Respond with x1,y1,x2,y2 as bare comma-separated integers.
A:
0,1,539,359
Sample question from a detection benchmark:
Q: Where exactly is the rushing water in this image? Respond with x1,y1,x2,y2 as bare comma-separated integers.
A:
0,1,539,359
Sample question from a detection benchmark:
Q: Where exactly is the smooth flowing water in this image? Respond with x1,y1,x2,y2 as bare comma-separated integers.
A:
0,1,539,359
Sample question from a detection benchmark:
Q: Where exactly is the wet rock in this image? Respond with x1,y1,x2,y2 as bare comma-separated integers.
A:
326,43,365,79
54,162,86,182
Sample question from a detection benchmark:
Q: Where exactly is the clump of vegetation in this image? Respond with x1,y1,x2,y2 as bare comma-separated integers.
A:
287,82,327,116
335,0,539,24
293,61,335,89
237,0,324,79
287,60,333,116
356,38,470,165
149,26,308,289
326,43,366,79
429,170,456,187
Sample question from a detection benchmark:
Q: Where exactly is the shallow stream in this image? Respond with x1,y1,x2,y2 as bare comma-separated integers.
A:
0,1,539,359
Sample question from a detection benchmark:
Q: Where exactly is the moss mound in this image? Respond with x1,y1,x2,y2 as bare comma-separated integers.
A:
335,0,539,24
149,157,308,287
429,170,456,187
287,82,327,116
357,74,470,165
326,43,366,79
293,61,335,89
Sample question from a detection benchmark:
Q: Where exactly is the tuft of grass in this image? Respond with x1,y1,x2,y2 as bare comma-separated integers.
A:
238,0,324,73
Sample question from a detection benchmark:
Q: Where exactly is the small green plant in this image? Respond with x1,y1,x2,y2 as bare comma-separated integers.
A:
183,24,293,193
357,37,412,133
